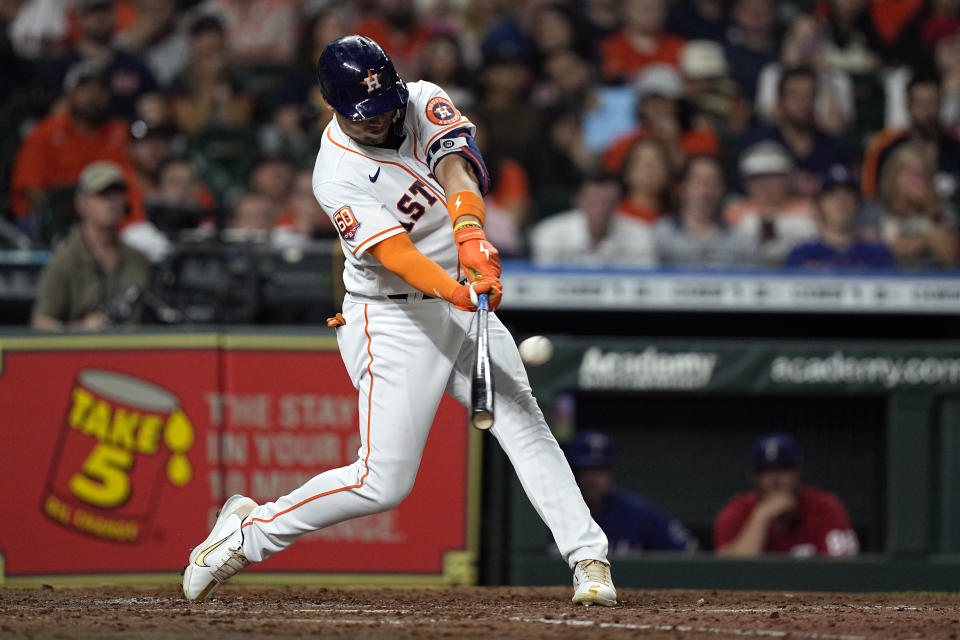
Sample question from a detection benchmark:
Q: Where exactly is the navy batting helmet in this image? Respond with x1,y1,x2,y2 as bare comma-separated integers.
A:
316,35,409,121
565,431,615,469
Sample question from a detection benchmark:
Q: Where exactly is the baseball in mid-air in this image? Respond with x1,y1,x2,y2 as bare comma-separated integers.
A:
518,335,553,366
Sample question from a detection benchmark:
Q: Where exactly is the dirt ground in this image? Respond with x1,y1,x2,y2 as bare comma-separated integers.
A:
2,585,959,640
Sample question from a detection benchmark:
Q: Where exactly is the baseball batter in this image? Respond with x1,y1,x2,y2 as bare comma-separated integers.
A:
182,35,616,607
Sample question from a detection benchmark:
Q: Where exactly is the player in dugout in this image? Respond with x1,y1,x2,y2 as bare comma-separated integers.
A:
566,431,698,554
713,433,859,557
181,35,617,607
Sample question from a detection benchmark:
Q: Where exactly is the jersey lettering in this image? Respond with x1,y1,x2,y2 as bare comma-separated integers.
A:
396,194,426,220
409,180,438,205
395,180,437,230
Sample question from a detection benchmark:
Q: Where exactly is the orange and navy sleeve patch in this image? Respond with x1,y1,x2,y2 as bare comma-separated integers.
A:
425,96,461,126
333,205,361,240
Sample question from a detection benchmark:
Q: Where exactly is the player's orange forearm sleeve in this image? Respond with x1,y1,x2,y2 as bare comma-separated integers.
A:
447,190,486,227
368,233,461,301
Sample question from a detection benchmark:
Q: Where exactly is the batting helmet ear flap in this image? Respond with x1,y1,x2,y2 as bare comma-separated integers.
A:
316,35,409,121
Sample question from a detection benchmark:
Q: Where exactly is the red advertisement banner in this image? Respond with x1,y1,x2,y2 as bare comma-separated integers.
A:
0,335,474,582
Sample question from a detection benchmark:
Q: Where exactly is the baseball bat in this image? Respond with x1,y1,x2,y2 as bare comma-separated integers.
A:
470,293,495,430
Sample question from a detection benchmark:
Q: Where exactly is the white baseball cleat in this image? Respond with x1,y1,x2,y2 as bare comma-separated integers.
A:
572,559,617,607
182,494,258,601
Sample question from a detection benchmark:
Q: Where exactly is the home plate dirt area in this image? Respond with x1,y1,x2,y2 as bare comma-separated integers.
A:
2,586,959,639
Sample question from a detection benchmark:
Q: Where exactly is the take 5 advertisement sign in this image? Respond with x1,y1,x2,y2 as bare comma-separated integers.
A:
0,334,477,584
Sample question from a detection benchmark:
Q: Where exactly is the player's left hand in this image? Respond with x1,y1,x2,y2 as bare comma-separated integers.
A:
451,276,502,312
455,224,501,282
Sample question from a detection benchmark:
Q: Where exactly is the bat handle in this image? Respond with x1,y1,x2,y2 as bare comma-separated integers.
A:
477,292,489,312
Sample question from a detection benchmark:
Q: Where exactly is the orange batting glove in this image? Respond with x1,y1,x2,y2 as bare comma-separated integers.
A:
451,276,503,312
455,223,501,282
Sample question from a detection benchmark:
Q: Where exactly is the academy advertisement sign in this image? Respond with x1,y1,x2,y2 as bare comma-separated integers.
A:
578,347,719,390
0,335,475,584
769,352,960,388
528,338,960,396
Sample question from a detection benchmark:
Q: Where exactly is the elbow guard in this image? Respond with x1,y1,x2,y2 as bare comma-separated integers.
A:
427,129,490,195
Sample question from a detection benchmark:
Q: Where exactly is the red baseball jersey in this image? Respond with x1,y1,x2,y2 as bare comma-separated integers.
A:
713,487,859,556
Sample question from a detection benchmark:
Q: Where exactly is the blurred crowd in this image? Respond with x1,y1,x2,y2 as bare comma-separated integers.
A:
2,0,960,273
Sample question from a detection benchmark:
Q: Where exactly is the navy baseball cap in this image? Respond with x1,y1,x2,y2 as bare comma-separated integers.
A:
751,433,802,471
565,431,615,469
819,164,859,194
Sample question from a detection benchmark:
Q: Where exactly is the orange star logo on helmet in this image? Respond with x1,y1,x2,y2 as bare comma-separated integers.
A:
363,71,382,93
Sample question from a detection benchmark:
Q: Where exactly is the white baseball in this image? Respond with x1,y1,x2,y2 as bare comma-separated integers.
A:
518,336,553,366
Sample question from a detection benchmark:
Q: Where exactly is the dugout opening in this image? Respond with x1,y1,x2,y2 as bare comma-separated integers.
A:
567,391,888,553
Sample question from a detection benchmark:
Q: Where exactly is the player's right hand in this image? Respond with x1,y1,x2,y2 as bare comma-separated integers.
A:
455,224,502,282
451,277,502,312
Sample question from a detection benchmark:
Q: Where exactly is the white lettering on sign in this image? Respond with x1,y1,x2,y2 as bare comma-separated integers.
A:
579,347,718,390
205,393,271,428
303,511,405,543
277,394,357,429
253,433,343,467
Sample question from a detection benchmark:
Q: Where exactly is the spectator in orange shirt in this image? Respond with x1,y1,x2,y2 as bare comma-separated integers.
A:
598,0,686,84
605,65,719,175
618,137,673,224
11,60,130,223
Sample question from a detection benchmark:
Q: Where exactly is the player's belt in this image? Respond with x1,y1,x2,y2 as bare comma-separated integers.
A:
348,291,436,303
387,293,435,301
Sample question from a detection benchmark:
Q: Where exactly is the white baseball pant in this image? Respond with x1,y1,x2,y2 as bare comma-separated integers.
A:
240,295,608,569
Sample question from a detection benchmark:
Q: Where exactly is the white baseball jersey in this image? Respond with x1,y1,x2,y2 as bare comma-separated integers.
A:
313,81,472,296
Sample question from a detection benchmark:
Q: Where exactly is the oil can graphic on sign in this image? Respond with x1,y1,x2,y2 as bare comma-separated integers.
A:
42,370,195,542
